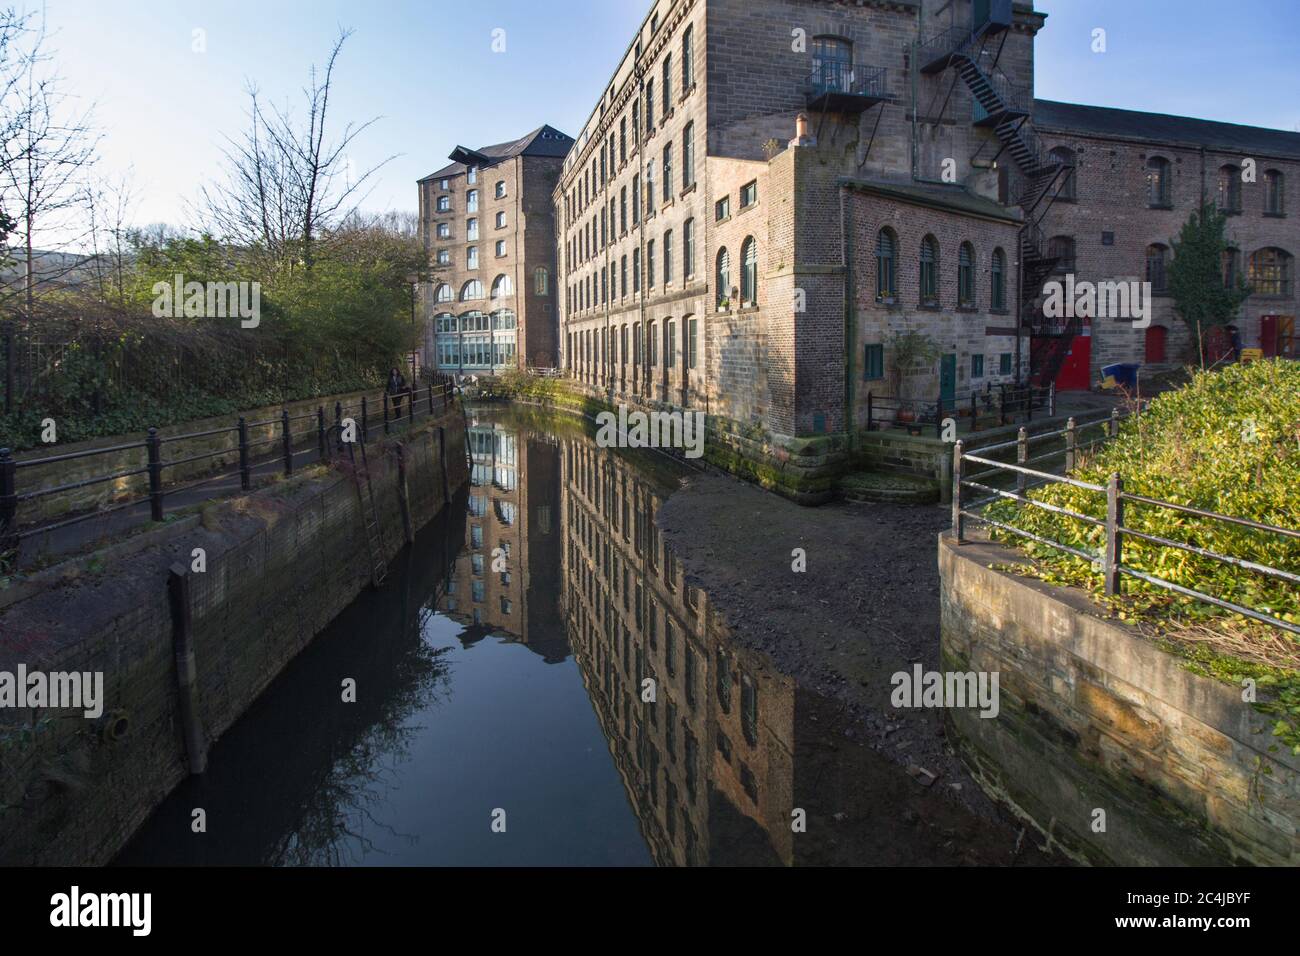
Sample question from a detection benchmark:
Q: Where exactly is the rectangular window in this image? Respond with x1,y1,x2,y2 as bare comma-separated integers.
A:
647,239,656,288
662,143,673,203
494,240,505,257
632,174,640,225
467,246,478,269
649,323,659,366
684,218,695,278
688,317,698,369
645,79,654,131
863,343,884,380
971,354,984,379
999,352,1013,376
664,230,674,284
633,248,641,292
437,196,450,213
740,180,757,208
467,218,479,240
715,196,730,221
682,123,694,188
666,320,676,368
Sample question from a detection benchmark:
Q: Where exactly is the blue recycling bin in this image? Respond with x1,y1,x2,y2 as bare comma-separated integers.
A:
1100,362,1141,390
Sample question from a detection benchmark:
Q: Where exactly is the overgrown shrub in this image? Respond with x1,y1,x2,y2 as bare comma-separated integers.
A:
987,359,1300,632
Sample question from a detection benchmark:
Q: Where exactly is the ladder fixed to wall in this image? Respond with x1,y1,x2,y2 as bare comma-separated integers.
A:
342,435,388,588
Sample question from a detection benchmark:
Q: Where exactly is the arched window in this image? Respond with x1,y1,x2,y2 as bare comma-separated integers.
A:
1217,164,1242,213
434,283,453,303
494,180,506,199
740,236,757,306
876,228,897,300
1249,247,1293,296
1048,235,1076,274
459,279,484,301
716,247,731,309
1145,243,1170,293
534,267,549,295
919,235,938,305
811,35,853,94
1266,170,1286,216
490,274,513,299
958,242,975,306
459,310,488,333
434,312,457,334
1146,156,1171,208
1049,146,1076,200
490,309,516,330
991,247,1006,310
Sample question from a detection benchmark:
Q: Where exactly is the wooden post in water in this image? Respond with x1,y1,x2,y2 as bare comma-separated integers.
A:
167,564,207,775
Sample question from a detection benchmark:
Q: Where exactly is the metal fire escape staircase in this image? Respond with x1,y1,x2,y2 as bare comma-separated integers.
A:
920,19,1077,388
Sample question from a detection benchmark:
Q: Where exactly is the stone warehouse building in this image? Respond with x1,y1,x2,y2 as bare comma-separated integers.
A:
418,125,574,374
554,0,1299,442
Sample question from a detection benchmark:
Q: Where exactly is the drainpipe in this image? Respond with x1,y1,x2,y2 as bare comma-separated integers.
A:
840,181,855,446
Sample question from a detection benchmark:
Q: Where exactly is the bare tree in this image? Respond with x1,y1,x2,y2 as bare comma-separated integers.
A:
0,10,99,313
198,29,396,274
84,168,137,307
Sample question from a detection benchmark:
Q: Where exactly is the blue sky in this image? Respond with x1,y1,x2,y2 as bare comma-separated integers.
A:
31,0,1300,244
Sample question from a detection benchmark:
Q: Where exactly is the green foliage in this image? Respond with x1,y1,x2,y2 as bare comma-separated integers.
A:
887,330,941,397
987,360,1300,631
1167,202,1251,351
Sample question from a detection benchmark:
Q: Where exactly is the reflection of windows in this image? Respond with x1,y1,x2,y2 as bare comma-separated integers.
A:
715,647,731,713
471,554,484,575
500,597,512,615
472,581,485,603
471,525,483,549
536,504,552,534
740,763,758,803
495,500,516,525
685,645,697,709
469,495,486,516
741,674,758,747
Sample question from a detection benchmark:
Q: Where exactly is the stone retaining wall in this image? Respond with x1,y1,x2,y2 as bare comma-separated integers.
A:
939,535,1300,865
0,407,468,865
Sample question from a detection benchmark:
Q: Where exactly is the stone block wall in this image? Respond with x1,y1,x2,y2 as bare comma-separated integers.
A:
0,408,468,865
940,535,1300,865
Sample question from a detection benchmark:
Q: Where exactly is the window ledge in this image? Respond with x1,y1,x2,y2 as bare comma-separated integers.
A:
1264,211,1287,219
956,305,979,313
716,215,731,225
1149,203,1173,211
680,182,697,197
989,307,1010,316
919,302,941,311
739,201,759,215
739,304,759,314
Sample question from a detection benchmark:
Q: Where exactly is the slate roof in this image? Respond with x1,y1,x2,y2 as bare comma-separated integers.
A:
840,178,1023,223
1034,100,1300,159
419,124,574,182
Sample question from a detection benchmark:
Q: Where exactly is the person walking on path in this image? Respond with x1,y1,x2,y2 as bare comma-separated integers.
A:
386,367,407,417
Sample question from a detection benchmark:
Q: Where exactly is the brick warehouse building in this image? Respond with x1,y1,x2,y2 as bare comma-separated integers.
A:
553,0,1299,442
418,125,574,374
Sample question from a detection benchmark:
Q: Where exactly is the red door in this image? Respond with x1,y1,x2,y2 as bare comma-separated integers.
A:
1055,334,1091,391
1144,325,1167,363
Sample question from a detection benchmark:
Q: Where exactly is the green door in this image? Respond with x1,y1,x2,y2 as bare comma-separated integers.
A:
940,353,957,404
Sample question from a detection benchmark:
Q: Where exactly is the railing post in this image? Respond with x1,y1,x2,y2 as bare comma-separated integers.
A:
146,427,164,522
1025,385,1033,422
1016,426,1028,498
935,396,944,439
317,406,327,461
383,393,391,435
428,384,434,417
408,387,415,425
1048,381,1057,417
1109,407,1119,439
866,391,873,430
237,417,251,491
0,447,16,546
361,395,369,441
335,400,343,437
1104,472,1124,596
1064,416,1077,472
951,440,965,542
282,410,294,476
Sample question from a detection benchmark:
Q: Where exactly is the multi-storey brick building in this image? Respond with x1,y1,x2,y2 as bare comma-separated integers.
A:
418,126,573,375
554,0,1298,443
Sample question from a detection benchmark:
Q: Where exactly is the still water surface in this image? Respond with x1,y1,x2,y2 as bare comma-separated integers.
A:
118,407,1030,867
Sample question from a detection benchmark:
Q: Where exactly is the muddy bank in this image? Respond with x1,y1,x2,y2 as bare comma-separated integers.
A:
656,467,1058,860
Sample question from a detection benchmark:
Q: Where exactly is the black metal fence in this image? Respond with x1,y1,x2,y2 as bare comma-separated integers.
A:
0,375,458,551
866,382,1054,437
951,409,1300,635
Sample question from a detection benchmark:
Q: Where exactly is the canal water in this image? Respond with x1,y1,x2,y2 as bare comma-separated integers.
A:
117,406,1041,867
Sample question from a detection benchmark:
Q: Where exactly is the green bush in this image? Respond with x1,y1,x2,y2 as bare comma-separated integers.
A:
987,360,1300,632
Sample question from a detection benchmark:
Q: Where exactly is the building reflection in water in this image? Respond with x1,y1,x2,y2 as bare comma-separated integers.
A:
559,432,796,867
439,414,795,865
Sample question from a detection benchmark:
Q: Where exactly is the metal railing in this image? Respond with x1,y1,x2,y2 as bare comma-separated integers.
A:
807,61,888,100
0,376,457,551
951,409,1300,635
866,383,1053,437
